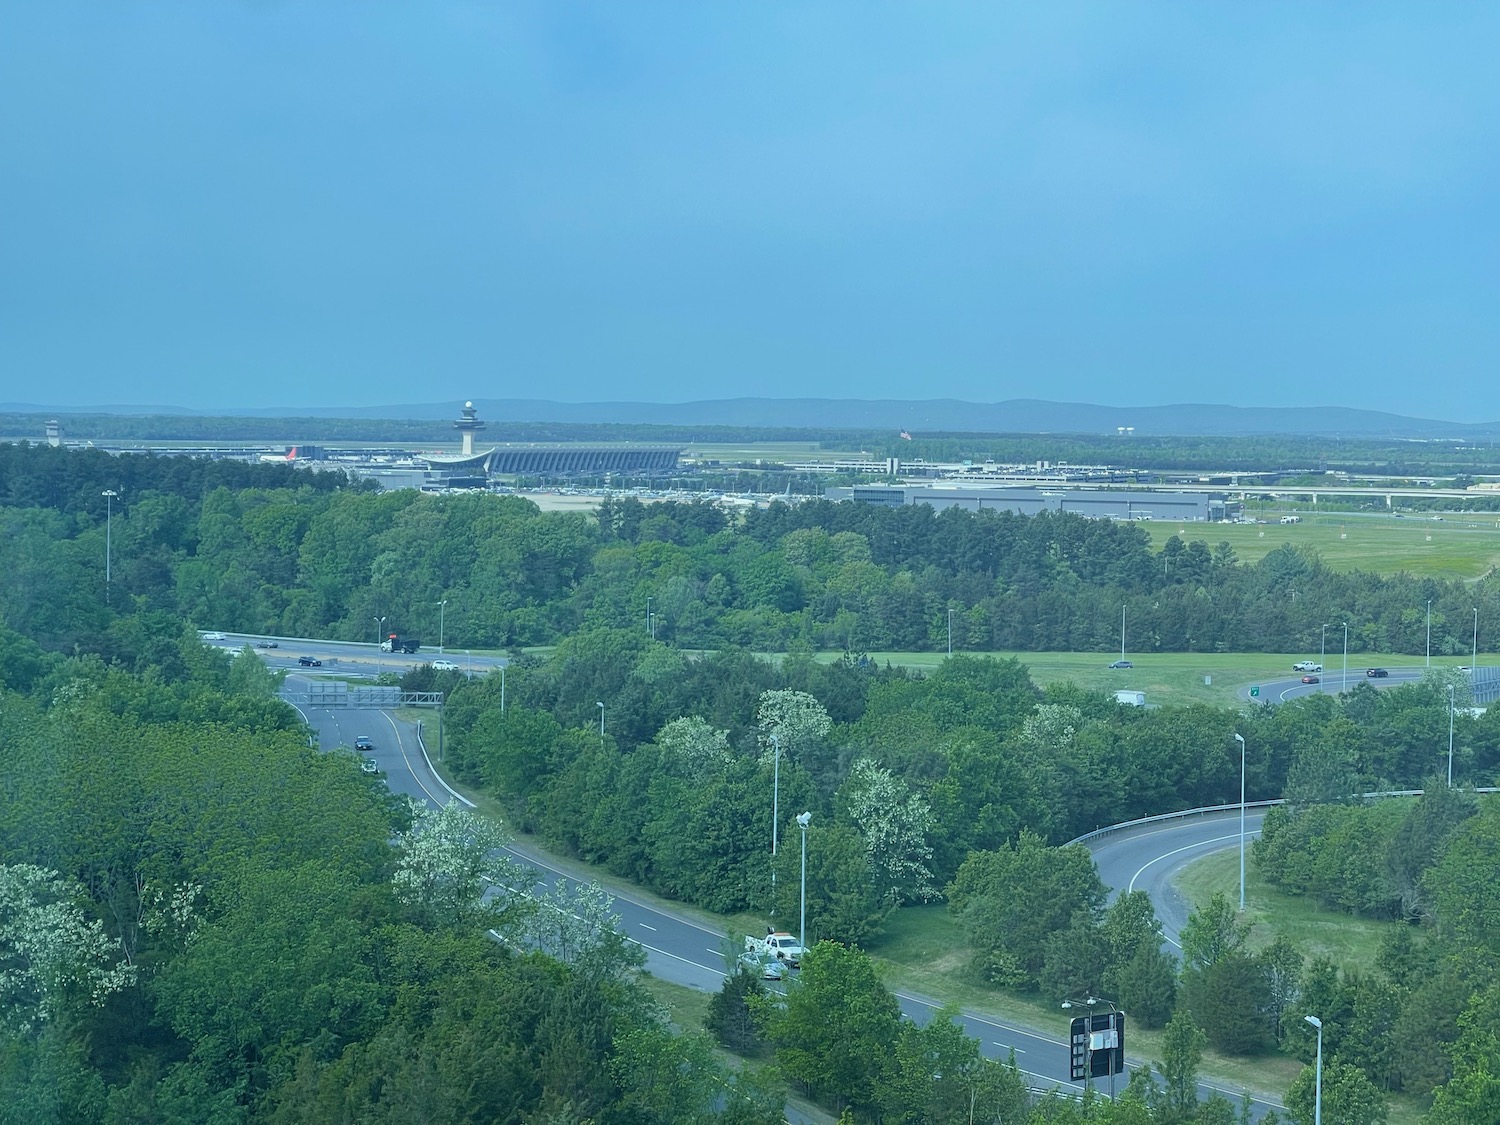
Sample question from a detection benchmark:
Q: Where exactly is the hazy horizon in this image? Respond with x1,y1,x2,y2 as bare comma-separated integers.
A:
5,5,1498,418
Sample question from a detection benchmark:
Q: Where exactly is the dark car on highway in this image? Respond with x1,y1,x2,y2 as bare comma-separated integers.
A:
1301,674,1320,684
257,640,279,649
1108,660,1133,669
354,736,375,752
1366,667,1389,678
298,656,321,667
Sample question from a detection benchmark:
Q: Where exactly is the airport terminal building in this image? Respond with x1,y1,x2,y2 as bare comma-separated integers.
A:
824,483,1225,522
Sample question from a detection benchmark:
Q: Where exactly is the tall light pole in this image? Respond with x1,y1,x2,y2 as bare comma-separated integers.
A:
596,701,605,743
374,615,387,647
1448,683,1456,787
947,607,954,657
1235,733,1247,911
436,599,448,653
1426,598,1433,668
1320,623,1330,683
1120,605,1127,664
1341,621,1348,693
796,811,811,950
101,489,119,597
646,596,654,640
499,661,506,712
1473,607,1479,671
770,734,781,907
1304,1015,1323,1125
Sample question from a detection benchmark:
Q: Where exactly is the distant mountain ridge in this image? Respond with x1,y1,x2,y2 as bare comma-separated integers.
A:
5,398,1498,439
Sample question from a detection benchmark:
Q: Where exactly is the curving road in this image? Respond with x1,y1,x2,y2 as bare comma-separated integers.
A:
282,682,1285,1116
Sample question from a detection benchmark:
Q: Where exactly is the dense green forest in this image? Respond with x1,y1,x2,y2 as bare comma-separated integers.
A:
3,443,1497,659
5,442,1500,1123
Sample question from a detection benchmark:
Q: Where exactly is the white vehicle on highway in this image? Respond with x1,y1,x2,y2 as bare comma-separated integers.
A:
1292,661,1323,673
430,659,460,671
200,631,227,641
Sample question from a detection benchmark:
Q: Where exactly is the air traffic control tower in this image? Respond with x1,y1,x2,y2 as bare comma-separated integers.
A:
454,400,486,457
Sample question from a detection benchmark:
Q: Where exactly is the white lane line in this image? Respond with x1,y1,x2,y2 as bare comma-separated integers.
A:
639,923,657,931
1127,832,1240,893
379,709,449,809
995,1043,1025,1053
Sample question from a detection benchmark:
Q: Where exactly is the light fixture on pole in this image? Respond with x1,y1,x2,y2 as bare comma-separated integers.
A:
1342,621,1348,693
1473,607,1479,671
101,489,119,597
1426,598,1432,668
1448,683,1456,787
1235,733,1247,911
1120,605,1127,664
596,701,605,742
436,599,448,653
499,661,506,711
646,596,653,640
796,811,812,952
947,607,953,657
1304,1015,1323,1125
374,615,386,647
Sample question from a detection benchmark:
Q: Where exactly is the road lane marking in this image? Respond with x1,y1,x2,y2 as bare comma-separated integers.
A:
639,923,656,931
1127,832,1240,894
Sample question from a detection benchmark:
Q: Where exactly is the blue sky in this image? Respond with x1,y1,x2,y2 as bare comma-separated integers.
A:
3,3,1498,420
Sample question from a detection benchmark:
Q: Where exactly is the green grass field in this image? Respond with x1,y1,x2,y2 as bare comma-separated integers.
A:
1148,514,1500,581
837,649,1466,708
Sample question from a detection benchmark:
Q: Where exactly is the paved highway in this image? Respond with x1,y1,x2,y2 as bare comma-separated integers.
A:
279,682,1285,1116
1240,664,1429,702
210,631,506,678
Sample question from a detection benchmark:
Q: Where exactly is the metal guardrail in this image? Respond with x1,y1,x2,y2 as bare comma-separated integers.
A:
1069,788,1498,848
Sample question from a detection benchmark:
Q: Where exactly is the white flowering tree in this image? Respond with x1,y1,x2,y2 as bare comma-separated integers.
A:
842,759,939,907
392,801,535,932
0,864,137,1035
756,689,832,764
525,880,644,981
655,716,731,781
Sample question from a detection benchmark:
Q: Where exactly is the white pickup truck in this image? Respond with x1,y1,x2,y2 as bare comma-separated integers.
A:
745,930,807,968
1293,661,1324,673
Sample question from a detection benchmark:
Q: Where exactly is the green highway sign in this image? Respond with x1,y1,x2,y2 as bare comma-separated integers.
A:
1250,686,1260,697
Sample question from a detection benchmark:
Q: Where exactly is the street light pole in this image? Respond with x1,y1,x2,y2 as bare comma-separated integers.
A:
1305,1015,1323,1125
596,701,605,742
1342,621,1348,693
1320,623,1330,683
101,489,118,598
1448,683,1456,787
947,607,953,657
1473,607,1479,671
796,811,811,951
374,615,386,647
1427,598,1432,668
770,734,781,907
499,662,506,712
1235,733,1246,911
646,596,653,640
436,599,448,653
1120,605,1127,664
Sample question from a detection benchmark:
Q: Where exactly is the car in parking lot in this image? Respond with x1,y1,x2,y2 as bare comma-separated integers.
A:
1366,667,1389,678
354,736,375,752
1108,660,1133,669
1301,675,1320,684
430,659,459,671
298,656,322,667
